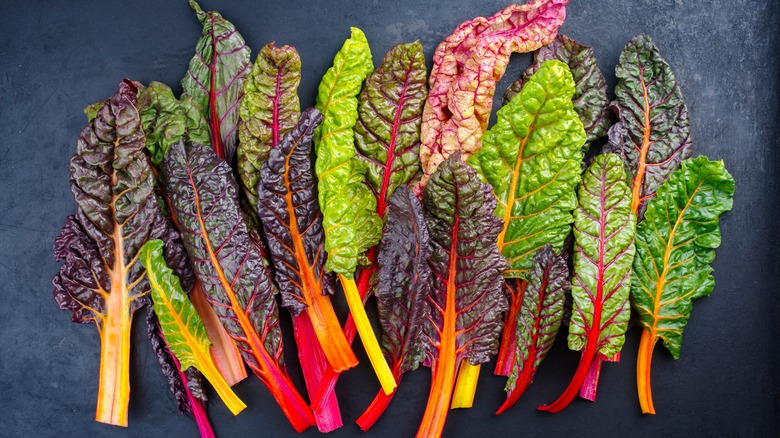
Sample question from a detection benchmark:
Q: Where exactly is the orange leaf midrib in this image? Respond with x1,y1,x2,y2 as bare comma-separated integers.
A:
631,66,653,214
497,125,532,251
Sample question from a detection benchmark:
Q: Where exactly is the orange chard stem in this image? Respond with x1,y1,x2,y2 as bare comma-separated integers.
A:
94,288,132,426
637,328,657,414
495,280,527,376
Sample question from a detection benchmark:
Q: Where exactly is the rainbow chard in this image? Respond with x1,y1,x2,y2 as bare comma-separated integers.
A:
496,246,568,414
604,35,692,218
631,157,734,414
52,81,175,426
181,0,251,164
313,27,396,394
138,81,249,387
357,187,431,431
417,154,508,438
314,40,428,412
457,60,583,405
161,140,315,432
504,34,611,149
140,240,246,416
418,0,568,189
538,153,636,413
256,108,347,432
238,43,301,221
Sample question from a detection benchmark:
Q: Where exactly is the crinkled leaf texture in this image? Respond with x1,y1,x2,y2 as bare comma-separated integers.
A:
52,80,179,426
631,157,734,359
508,245,567,390
377,186,431,374
504,34,611,148
471,60,584,278
181,0,251,163
604,34,692,218
568,153,636,356
419,0,568,188
161,139,315,431
314,27,382,276
238,43,301,215
354,41,428,216
416,154,508,437
138,81,210,167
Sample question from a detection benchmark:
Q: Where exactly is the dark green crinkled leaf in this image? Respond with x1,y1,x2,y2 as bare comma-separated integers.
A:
238,43,301,216
181,0,251,164
314,27,382,276
504,35,611,147
631,156,734,359
568,153,636,357
470,60,584,278
354,41,428,216
376,186,431,374
603,34,692,217
138,81,210,166
506,245,567,391
423,153,509,367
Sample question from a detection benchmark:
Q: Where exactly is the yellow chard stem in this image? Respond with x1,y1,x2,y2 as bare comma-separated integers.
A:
197,354,247,415
451,362,480,409
339,274,396,394
95,291,131,426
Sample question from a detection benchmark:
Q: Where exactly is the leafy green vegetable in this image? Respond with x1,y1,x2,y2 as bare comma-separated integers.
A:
632,157,734,414
140,239,247,416
314,27,382,276
497,245,568,414
238,43,301,216
504,34,611,148
357,187,431,431
539,153,636,413
419,0,568,189
52,80,175,426
83,101,104,121
604,34,692,217
161,140,315,432
181,0,251,163
418,154,508,437
138,81,210,166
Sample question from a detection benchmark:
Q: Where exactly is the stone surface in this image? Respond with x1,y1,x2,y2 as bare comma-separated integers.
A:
0,0,777,436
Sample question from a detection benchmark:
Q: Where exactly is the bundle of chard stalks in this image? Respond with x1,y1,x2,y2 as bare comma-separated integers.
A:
51,0,735,436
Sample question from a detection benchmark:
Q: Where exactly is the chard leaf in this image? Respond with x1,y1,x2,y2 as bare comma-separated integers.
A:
419,0,568,188
354,41,428,216
52,80,173,426
161,140,315,431
181,0,251,164
84,102,104,121
314,27,382,276
238,43,302,216
376,186,431,374
138,81,210,166
257,108,357,372
140,239,246,415
504,34,611,147
539,153,636,413
631,157,734,359
604,35,692,217
498,246,567,413
471,60,584,278
418,154,508,437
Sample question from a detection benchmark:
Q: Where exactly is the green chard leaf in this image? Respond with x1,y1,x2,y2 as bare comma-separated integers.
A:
181,0,251,164
497,245,568,414
140,239,246,416
354,41,428,216
471,60,585,278
138,81,210,166
314,27,382,276
417,154,509,437
632,157,734,358
539,153,636,413
504,34,611,148
604,34,692,218
83,101,104,121
238,43,302,216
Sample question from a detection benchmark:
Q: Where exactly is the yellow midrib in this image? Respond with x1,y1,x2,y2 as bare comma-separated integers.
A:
497,128,532,251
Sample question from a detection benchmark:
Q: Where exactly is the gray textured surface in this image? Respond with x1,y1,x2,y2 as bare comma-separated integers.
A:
0,0,778,436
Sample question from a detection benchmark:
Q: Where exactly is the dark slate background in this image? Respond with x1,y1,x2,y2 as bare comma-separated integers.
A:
1,0,777,436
